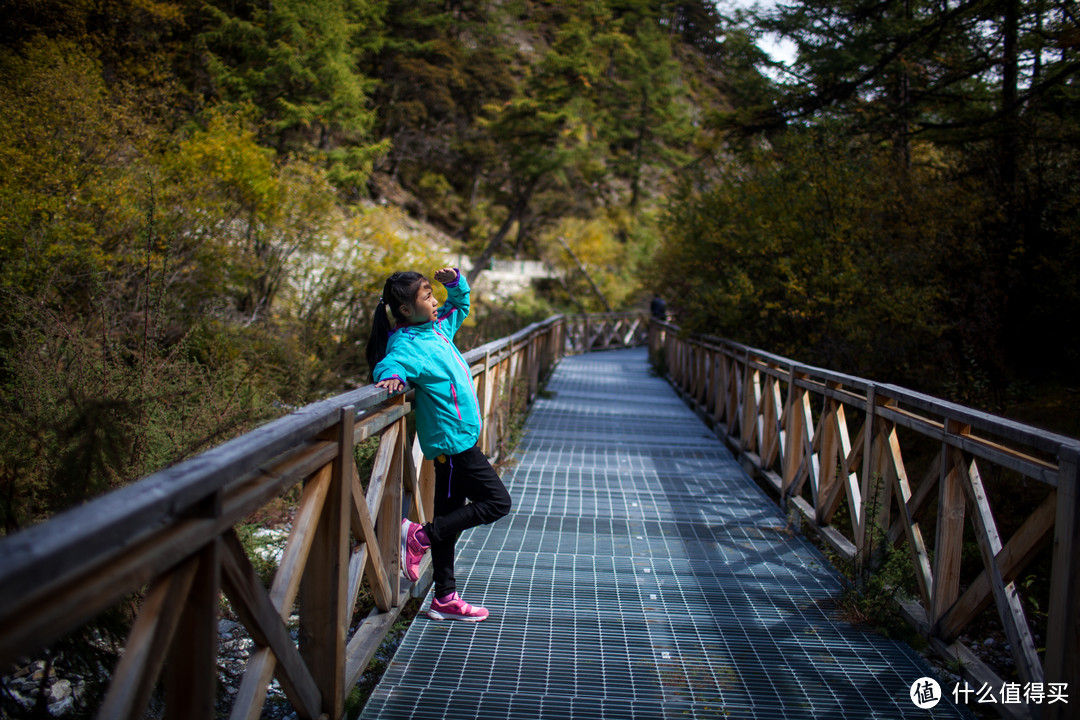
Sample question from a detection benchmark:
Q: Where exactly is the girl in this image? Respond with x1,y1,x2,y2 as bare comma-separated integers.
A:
366,267,511,622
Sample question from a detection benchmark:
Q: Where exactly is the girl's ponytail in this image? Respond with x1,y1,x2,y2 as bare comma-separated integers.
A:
365,271,427,379
365,299,392,375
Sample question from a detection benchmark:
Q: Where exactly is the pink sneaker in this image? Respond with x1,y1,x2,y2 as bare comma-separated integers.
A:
426,592,489,622
401,519,430,582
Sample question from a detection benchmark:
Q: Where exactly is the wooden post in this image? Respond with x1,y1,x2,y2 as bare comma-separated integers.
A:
855,389,878,574
741,362,760,453
529,335,540,402
931,423,968,633
165,536,221,720
378,411,405,608
1045,443,1080,719
299,407,353,719
781,377,806,500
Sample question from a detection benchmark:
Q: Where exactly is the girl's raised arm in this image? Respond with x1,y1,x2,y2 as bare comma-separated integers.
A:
434,268,470,339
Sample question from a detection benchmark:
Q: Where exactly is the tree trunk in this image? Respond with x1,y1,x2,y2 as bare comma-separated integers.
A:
467,181,534,283
556,236,612,312
1000,0,1019,196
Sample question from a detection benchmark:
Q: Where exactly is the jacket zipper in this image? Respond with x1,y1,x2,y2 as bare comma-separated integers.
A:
435,327,481,432
450,382,463,420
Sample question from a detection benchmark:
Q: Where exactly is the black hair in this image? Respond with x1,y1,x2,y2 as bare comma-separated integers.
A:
366,271,428,377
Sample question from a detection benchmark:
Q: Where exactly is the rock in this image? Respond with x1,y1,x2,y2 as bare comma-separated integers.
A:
48,695,75,716
984,637,995,647
49,678,73,703
48,696,75,716
6,687,35,710
219,619,241,635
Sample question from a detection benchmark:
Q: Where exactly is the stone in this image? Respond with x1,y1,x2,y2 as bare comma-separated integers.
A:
48,696,75,716
49,678,73,703
7,687,35,710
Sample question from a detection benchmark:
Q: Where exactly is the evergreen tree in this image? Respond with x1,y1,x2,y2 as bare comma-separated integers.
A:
198,0,388,192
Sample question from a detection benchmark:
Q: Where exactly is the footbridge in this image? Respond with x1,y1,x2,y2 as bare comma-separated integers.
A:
0,314,1075,720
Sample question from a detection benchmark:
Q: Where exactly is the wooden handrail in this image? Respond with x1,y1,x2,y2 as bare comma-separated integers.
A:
649,319,1079,720
0,311,641,720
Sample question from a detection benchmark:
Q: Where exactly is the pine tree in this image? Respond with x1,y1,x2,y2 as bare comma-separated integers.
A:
198,0,389,192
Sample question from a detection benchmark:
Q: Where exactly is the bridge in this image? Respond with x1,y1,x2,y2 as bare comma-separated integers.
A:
0,314,1075,720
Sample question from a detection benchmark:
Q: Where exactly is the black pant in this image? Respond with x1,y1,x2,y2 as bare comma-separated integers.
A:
425,444,511,598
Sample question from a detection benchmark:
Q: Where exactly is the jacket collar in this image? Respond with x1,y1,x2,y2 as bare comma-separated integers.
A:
391,318,434,335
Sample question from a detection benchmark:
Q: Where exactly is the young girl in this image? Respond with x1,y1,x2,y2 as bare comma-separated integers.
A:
366,267,511,622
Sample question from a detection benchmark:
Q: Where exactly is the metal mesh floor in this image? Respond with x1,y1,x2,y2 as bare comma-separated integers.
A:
361,348,971,719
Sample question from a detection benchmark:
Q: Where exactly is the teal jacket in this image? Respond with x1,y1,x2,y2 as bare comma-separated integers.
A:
373,271,481,458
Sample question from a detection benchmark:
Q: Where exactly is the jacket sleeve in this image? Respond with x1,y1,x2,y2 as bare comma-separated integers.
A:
437,268,470,339
373,337,423,386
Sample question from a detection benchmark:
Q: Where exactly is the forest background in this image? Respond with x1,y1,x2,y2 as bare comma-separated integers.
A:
1,0,1078,535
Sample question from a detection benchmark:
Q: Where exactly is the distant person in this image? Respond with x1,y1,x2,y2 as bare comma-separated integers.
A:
366,267,511,622
650,294,667,320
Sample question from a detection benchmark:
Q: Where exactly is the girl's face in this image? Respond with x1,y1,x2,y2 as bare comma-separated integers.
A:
402,279,439,324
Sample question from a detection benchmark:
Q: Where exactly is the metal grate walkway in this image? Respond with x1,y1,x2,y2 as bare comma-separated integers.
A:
361,348,972,719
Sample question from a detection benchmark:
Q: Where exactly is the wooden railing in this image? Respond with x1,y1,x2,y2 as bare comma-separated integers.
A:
0,315,568,720
650,320,1078,720
563,311,649,353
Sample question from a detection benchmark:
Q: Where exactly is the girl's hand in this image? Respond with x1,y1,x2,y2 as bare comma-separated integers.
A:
376,377,405,393
433,267,457,284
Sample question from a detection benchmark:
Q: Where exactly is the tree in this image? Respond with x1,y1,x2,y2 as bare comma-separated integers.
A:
198,0,389,193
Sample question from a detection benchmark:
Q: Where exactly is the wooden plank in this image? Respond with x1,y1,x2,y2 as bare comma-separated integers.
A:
816,400,840,525
299,408,353,719
350,459,393,612
877,404,1058,484
403,433,427,525
887,449,942,546
712,353,727,423
761,375,784,468
859,388,877,542
794,394,824,502
97,557,198,720
740,364,760,452
931,434,967,630
365,422,400,522
165,536,220,720
378,415,405,608
271,464,333,611
476,358,490,454
884,424,934,612
1044,444,1080,715
351,402,410,446
789,377,870,412
821,416,864,527
877,382,1076,456
231,463,333,720
874,420,893,556
0,387,390,618
726,354,740,434
0,408,407,666
938,489,1056,641
0,439,336,669
695,347,707,407
345,607,402,689
782,385,808,497
854,420,886,569
347,543,369,622
956,452,1044,686
418,457,436,533
219,531,321,720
